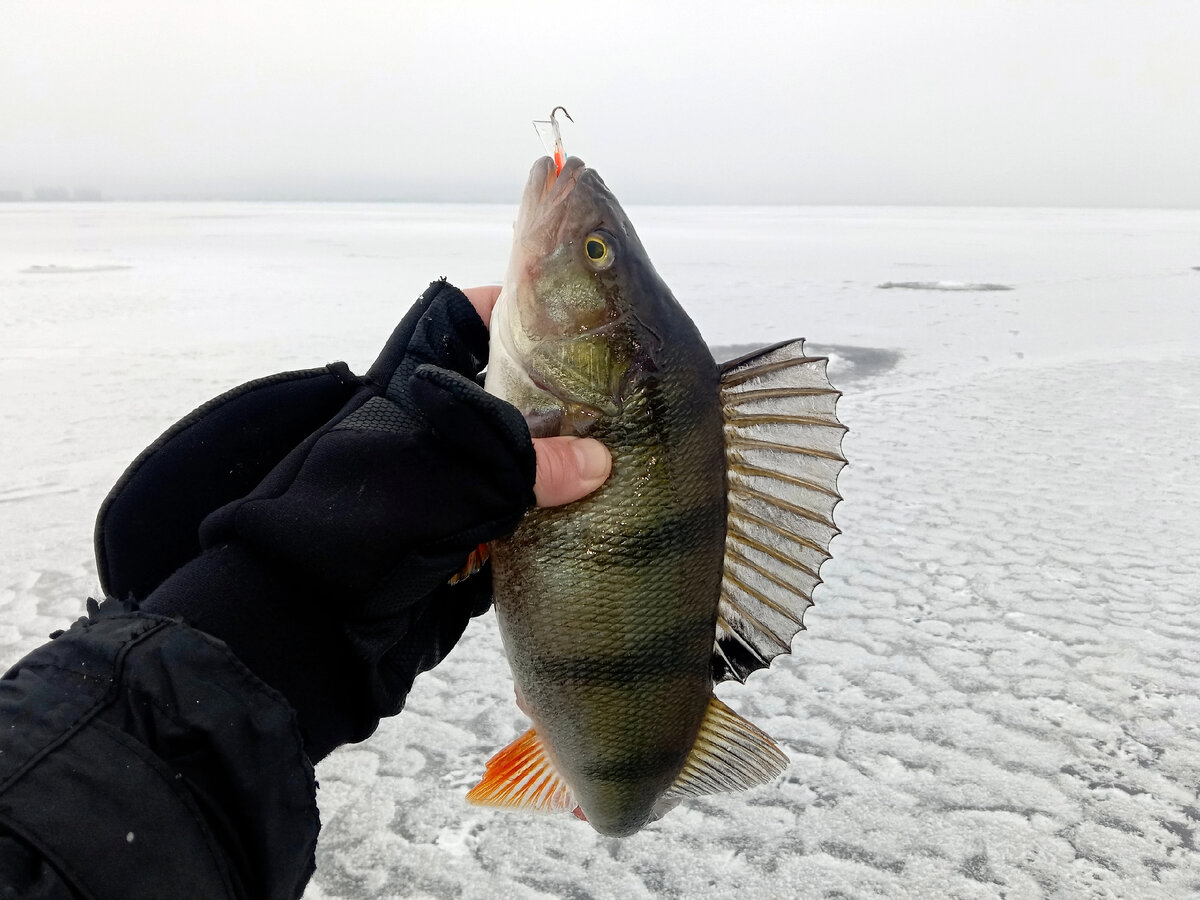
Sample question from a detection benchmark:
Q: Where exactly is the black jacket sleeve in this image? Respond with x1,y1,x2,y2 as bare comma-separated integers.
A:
0,281,538,899
0,600,318,900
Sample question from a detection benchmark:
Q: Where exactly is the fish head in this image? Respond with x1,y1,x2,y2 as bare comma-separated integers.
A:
488,156,674,436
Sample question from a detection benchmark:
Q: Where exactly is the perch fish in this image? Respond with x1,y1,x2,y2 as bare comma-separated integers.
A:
469,155,846,836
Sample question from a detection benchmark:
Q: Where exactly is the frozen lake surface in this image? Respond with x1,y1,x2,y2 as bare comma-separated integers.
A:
1,202,1199,898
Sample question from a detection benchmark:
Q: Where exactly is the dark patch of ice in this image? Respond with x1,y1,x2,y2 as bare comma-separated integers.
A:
21,264,132,274
961,851,1003,885
820,840,906,874
877,280,1013,291
1096,814,1145,836
1143,858,1176,879
709,341,902,386
1161,819,1197,852
1060,763,1149,797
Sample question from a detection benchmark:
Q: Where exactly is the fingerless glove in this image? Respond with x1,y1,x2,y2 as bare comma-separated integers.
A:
134,280,535,758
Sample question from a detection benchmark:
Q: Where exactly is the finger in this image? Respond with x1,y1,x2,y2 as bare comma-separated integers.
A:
461,285,503,329
532,436,611,507
370,281,488,385
411,365,535,479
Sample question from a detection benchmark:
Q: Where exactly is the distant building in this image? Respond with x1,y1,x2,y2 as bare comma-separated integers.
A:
0,190,22,202
34,187,70,201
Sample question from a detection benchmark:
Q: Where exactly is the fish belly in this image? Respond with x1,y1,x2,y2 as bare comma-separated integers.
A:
491,375,726,836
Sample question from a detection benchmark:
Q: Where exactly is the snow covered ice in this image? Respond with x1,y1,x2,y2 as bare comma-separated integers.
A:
2,202,1199,898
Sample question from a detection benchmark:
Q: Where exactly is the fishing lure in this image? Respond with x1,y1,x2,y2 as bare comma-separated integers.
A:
532,106,573,174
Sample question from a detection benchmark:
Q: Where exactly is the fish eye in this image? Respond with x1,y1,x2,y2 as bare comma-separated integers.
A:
584,233,614,269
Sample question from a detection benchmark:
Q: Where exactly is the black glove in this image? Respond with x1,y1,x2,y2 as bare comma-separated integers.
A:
96,361,361,602
138,280,536,760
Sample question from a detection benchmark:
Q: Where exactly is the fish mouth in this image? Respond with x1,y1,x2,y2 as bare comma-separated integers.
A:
516,156,587,254
530,154,586,207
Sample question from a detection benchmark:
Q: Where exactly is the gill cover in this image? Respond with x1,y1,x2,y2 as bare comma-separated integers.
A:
497,158,657,426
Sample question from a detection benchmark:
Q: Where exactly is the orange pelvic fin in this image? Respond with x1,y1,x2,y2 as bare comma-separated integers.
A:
448,542,490,585
466,728,576,813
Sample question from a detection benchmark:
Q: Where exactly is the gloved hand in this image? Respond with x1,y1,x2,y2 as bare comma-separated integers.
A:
134,279,608,760
96,361,363,603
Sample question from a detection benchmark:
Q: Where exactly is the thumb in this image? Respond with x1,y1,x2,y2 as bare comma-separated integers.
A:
532,437,611,507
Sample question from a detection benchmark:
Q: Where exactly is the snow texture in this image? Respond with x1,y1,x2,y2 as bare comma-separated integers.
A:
2,202,1199,898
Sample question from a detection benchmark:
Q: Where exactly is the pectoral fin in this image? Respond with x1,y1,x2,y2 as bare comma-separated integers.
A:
715,339,847,683
660,696,788,807
466,728,577,813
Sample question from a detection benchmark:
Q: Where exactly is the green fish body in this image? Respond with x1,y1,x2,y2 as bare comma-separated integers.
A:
470,157,845,836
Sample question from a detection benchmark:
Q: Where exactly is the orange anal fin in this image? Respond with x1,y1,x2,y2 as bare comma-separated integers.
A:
449,543,490,585
466,728,576,813
571,805,587,821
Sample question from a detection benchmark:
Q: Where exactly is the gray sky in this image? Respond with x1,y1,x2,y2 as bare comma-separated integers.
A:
3,0,1199,206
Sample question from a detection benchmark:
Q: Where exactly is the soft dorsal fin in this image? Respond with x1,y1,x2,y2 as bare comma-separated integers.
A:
715,339,847,683
466,728,577,813
661,696,788,806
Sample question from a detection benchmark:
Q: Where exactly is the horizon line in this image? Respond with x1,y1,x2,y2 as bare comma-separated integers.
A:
2,195,1199,212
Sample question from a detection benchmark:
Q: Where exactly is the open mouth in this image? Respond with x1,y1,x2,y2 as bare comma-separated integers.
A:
537,155,585,206
515,156,587,258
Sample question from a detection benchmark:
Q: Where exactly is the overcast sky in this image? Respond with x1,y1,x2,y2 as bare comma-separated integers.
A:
3,1,1199,206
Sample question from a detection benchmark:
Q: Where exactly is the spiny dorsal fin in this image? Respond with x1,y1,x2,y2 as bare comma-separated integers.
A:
661,696,788,804
715,339,846,683
466,728,576,812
